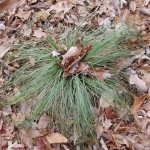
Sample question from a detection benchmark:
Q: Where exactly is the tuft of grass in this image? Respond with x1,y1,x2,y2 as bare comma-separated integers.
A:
1,25,137,140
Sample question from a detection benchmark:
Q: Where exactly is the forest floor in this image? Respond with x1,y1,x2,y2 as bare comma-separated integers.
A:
0,0,150,149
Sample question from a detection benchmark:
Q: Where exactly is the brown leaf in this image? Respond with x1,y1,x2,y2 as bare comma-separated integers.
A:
88,67,111,80
61,46,80,65
0,0,26,13
129,72,148,92
37,113,49,129
129,1,136,12
11,113,25,126
131,94,147,113
141,33,150,41
35,137,46,150
0,119,3,130
33,10,50,21
100,138,109,150
2,106,12,116
33,28,47,38
95,123,104,139
59,45,91,72
22,24,32,37
7,141,24,150
63,63,89,77
30,2,47,9
28,0,37,4
16,10,32,21
141,98,150,111
0,37,14,58
48,1,74,14
46,133,68,144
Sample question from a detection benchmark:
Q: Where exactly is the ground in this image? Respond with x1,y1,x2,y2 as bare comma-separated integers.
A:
0,0,150,149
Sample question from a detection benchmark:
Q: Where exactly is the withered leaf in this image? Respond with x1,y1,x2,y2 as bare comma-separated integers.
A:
59,45,91,72
131,94,147,113
46,133,68,144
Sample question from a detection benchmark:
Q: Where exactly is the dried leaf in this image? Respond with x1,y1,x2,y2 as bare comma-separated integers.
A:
29,0,37,4
46,133,68,144
103,17,111,28
34,10,50,20
129,1,136,12
63,63,89,77
100,138,109,150
35,137,46,149
141,33,150,41
11,113,25,126
144,0,150,6
2,106,12,116
95,123,104,139
0,119,3,130
33,28,47,38
37,113,48,129
22,24,32,37
48,1,74,13
0,44,11,59
61,46,80,66
60,45,91,72
0,21,5,30
129,73,148,92
139,8,150,16
7,141,24,150
0,0,26,13
142,98,150,111
131,94,147,112
88,67,111,81
16,10,32,21
100,92,114,108
120,0,127,8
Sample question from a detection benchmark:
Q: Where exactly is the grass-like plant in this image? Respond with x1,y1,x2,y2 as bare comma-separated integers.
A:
1,25,136,140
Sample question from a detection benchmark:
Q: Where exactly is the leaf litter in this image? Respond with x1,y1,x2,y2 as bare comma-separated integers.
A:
0,0,150,149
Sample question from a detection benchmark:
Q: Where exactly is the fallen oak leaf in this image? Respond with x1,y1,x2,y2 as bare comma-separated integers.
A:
46,133,68,144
